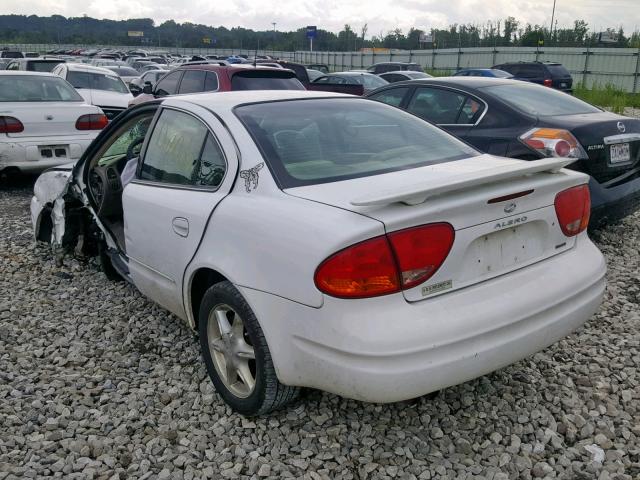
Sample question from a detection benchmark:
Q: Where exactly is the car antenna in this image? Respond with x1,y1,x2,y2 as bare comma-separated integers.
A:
253,49,257,68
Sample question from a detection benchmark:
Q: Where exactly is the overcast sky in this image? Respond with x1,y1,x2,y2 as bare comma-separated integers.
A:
3,0,639,36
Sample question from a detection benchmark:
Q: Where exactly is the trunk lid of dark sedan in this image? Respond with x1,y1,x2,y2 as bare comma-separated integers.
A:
540,111,640,185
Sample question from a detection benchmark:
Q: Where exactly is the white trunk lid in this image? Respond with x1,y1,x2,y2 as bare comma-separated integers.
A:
4,101,101,138
285,155,589,302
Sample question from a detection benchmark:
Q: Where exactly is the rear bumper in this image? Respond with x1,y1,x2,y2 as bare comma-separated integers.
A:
0,135,96,173
589,174,640,227
238,236,606,403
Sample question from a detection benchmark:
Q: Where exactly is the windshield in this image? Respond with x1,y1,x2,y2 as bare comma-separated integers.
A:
235,98,478,188
0,75,83,102
490,69,512,78
67,71,130,94
231,71,304,91
482,83,600,116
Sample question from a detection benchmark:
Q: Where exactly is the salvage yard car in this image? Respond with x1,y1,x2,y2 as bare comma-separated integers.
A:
31,91,605,415
51,63,133,120
128,64,304,106
0,71,107,175
368,77,640,226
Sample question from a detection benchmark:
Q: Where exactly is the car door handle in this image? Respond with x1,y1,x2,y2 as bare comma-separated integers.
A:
172,217,189,237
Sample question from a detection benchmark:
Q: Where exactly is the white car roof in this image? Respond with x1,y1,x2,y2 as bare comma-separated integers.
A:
169,90,351,112
64,63,117,75
0,70,57,77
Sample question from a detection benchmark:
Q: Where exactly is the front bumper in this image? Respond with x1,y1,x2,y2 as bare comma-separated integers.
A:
0,135,96,173
239,235,605,403
589,174,640,228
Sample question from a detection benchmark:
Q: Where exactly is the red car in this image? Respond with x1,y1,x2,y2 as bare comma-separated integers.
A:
129,64,305,106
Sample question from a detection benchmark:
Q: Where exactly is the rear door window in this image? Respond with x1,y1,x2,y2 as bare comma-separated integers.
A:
368,87,410,107
154,71,183,96
406,87,467,124
518,64,544,78
178,70,206,94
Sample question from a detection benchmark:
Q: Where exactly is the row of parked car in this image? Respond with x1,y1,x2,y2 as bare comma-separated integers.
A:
1,46,637,415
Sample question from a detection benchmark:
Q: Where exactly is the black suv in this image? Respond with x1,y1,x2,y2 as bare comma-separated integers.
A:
492,61,573,93
366,62,422,74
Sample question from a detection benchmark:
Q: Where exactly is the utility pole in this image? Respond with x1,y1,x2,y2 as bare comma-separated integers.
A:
549,0,557,44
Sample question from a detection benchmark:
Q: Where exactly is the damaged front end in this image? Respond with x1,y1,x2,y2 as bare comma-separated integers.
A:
31,165,104,266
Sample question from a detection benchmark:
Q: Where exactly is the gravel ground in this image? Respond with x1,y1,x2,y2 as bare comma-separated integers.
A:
1,176,639,480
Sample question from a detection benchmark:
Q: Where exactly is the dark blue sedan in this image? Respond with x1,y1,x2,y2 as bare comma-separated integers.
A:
454,68,513,78
367,77,640,227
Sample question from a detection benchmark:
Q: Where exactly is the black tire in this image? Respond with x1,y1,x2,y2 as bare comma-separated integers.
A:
98,242,124,282
198,281,299,415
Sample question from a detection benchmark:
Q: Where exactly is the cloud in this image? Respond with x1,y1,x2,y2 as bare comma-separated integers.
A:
2,0,639,36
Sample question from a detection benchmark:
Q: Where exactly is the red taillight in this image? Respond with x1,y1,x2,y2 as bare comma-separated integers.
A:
554,185,591,236
314,236,400,298
388,223,455,289
76,114,108,130
314,223,455,298
544,79,553,87
0,116,24,134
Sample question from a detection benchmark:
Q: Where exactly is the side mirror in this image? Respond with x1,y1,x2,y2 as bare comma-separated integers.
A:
142,81,153,95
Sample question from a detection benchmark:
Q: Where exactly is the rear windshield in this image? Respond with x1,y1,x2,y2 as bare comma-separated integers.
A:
67,71,130,94
231,71,305,91
348,74,388,89
1,51,24,58
0,75,83,102
27,61,63,72
482,83,600,116
235,98,478,188
546,64,571,77
406,63,422,72
490,69,512,78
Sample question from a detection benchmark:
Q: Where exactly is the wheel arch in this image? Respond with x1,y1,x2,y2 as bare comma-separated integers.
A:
35,204,54,243
187,267,229,331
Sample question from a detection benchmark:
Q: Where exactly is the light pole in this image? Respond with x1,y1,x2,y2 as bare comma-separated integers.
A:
549,0,557,44
272,22,276,54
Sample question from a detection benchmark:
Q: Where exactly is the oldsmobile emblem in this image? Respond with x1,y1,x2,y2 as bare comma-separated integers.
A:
617,121,626,133
45,114,54,120
504,202,517,214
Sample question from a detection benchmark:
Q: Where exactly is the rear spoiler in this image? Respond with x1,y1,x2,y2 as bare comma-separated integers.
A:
351,158,575,207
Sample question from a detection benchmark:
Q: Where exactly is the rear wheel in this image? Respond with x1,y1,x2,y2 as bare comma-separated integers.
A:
198,281,299,415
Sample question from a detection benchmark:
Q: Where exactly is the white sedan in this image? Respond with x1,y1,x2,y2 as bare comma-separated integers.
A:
31,91,606,415
0,71,107,175
51,63,133,121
